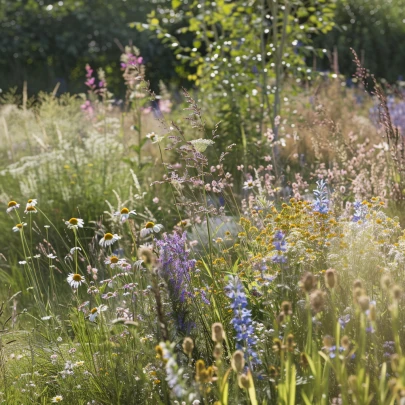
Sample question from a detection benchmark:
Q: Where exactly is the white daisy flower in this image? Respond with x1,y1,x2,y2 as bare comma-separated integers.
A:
67,273,85,289
190,138,215,152
65,218,84,230
12,223,27,232
19,260,27,265
26,199,37,209
70,247,82,255
47,253,57,259
104,255,120,268
114,207,136,223
140,222,163,238
146,132,164,143
24,205,37,214
6,201,20,213
243,179,256,190
52,396,63,403
99,233,121,247
33,254,41,259
89,305,107,322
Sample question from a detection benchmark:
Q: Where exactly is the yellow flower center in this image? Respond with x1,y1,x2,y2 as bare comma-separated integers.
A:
16,223,23,229
91,308,98,314
69,218,78,225
120,207,129,214
26,206,36,212
110,256,119,264
72,274,82,282
28,199,33,203
104,233,114,240
145,221,155,229
8,201,17,207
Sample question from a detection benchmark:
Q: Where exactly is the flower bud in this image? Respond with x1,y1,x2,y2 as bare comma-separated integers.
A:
357,295,370,311
325,268,337,289
353,279,362,289
211,322,225,343
237,373,251,389
341,335,350,350
182,337,194,356
213,343,223,360
281,301,292,316
231,350,245,373
300,272,316,293
310,290,326,313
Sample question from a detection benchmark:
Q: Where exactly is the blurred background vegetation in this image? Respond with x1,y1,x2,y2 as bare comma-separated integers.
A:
1,0,405,98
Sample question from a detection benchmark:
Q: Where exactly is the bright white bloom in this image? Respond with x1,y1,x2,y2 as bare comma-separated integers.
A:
12,223,27,232
104,255,120,268
140,222,163,238
51,396,63,403
99,233,121,247
19,261,27,265
65,218,84,230
89,305,107,322
190,138,215,152
41,316,52,320
6,201,20,213
47,253,57,259
26,199,37,209
70,247,81,255
146,132,164,143
114,207,136,223
24,205,37,214
67,273,85,289
243,179,256,190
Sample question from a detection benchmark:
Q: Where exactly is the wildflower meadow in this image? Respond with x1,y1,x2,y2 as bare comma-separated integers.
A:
2,1,405,404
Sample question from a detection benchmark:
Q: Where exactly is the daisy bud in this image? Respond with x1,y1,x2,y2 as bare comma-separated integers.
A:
231,350,245,373
182,337,194,356
238,373,251,390
325,268,337,289
211,322,225,343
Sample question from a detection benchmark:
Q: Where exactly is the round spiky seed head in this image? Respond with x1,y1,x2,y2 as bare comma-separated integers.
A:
211,322,225,343
380,274,391,290
353,279,363,289
368,302,376,322
348,375,358,393
357,295,370,311
310,290,326,313
391,354,400,372
392,285,402,301
325,268,337,289
237,373,251,390
323,335,333,348
341,335,350,350
182,337,194,356
137,246,155,266
213,343,223,360
281,301,292,316
300,272,316,293
231,350,245,373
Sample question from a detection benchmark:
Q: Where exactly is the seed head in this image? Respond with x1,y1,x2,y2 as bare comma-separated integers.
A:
211,322,225,343
281,301,292,316
231,350,245,373
310,289,326,313
238,373,251,390
324,268,337,289
182,337,194,356
300,272,316,293
341,335,350,350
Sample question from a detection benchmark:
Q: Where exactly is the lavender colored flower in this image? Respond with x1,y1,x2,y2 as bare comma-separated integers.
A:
272,231,287,263
352,201,368,223
225,276,260,366
156,232,198,333
313,179,329,214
